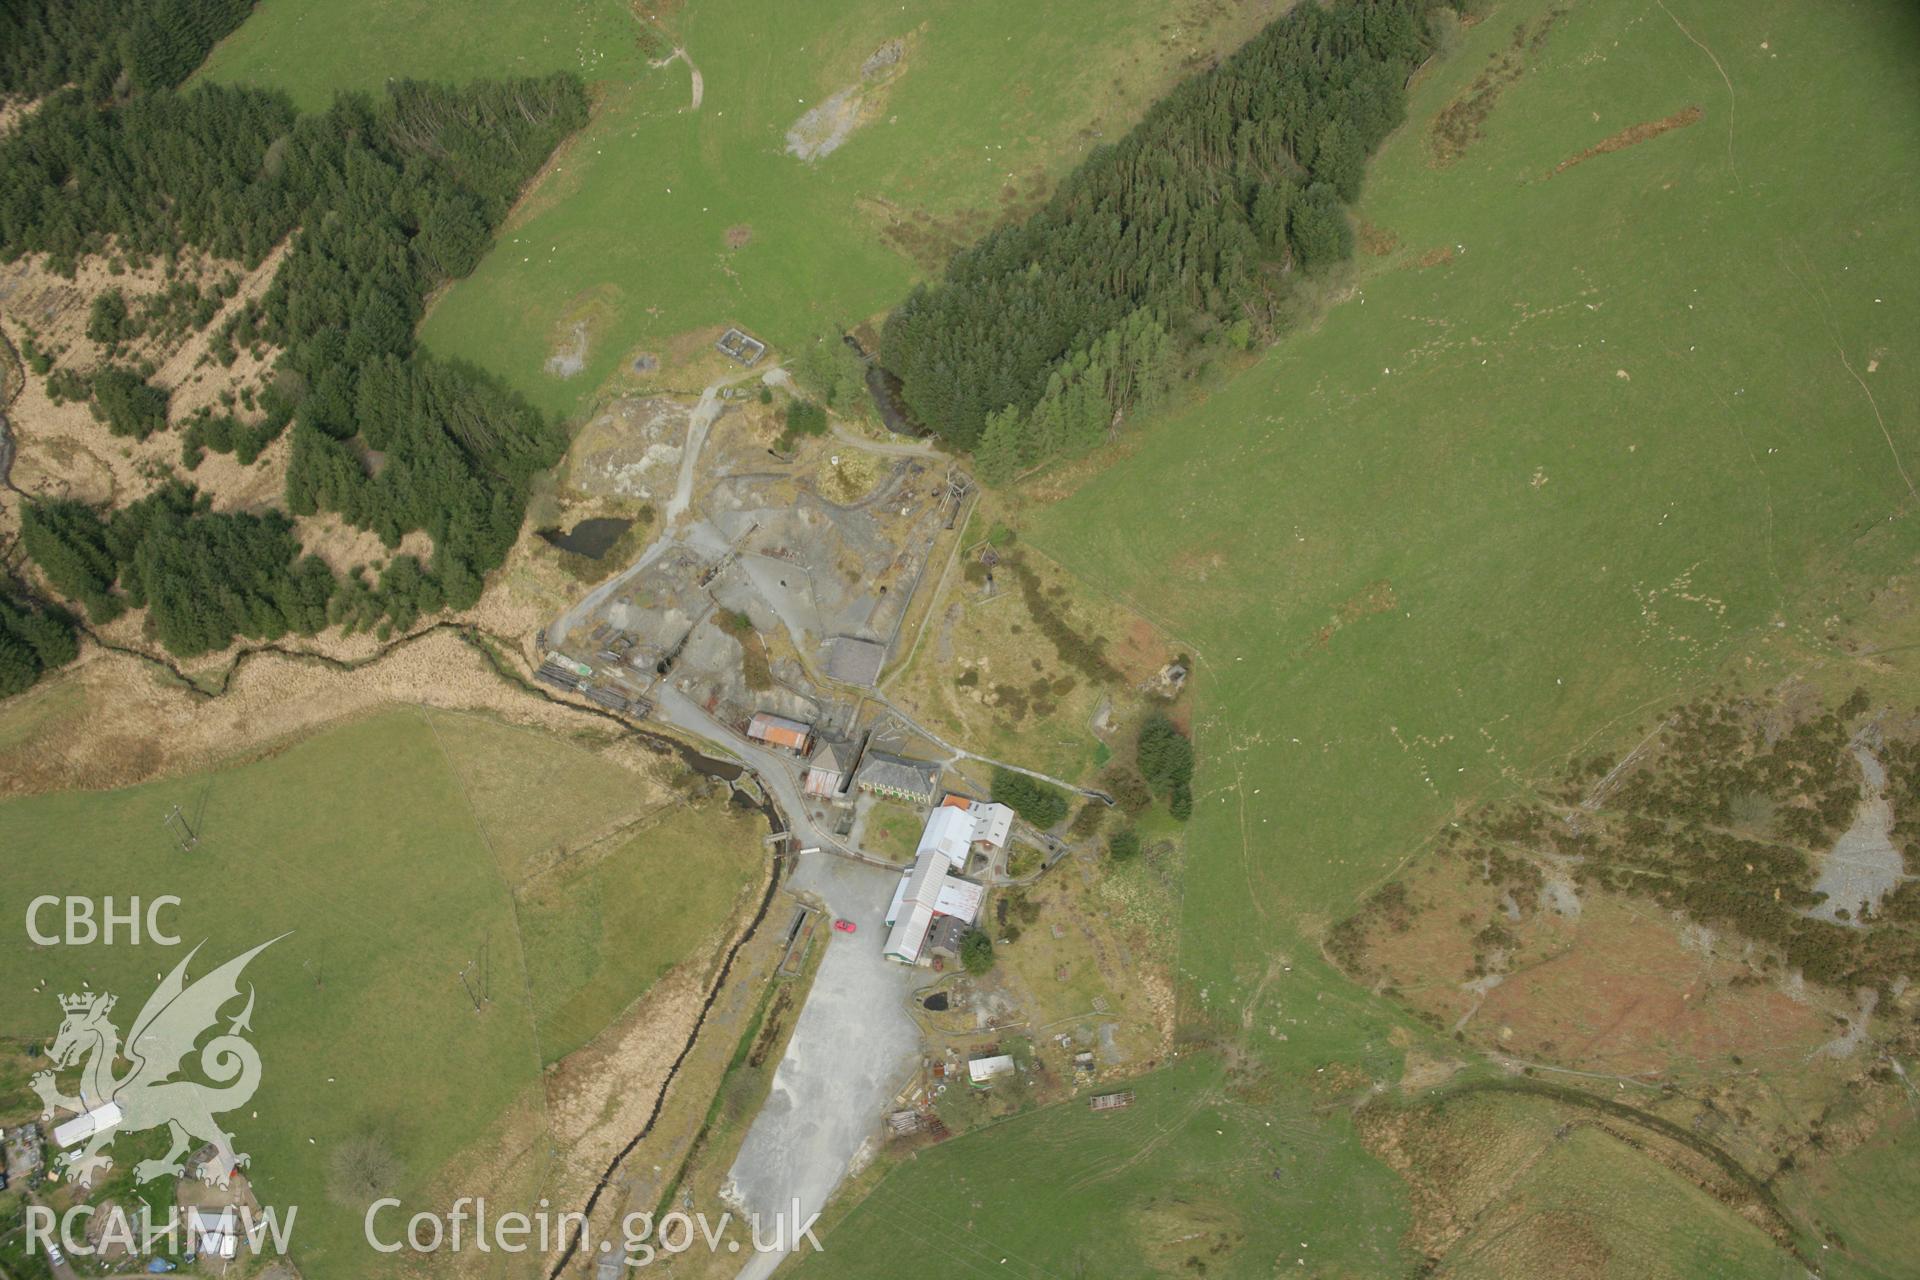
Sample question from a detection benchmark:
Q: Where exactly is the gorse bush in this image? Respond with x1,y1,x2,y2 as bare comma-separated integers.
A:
1138,713,1195,820
991,767,1071,829
961,929,995,975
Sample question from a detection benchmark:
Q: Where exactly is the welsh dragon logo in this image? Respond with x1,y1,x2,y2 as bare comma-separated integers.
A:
33,937,281,1188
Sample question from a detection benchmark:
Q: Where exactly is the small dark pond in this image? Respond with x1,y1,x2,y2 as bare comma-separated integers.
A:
537,517,632,559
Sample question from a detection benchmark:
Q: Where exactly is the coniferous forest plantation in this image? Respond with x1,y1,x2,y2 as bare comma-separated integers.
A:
1,0,584,665
883,0,1430,478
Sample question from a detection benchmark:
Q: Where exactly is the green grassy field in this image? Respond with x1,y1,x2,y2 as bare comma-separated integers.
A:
810,0,1920,1273
0,708,759,1272
199,0,1278,418
1032,0,1919,1013
197,0,647,113
794,1053,1411,1279
517,800,763,1063
413,0,1276,418
403,0,1274,418
1786,1106,1920,1274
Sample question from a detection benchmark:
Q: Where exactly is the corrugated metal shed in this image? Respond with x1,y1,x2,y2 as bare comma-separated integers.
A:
884,900,934,962
932,877,983,923
747,712,812,752
968,1055,1016,1086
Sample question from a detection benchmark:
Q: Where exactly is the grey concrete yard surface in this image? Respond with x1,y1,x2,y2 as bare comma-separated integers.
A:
724,852,920,1280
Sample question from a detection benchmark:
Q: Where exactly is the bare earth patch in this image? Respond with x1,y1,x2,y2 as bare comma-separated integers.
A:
1429,8,1568,166
546,320,590,378
0,239,292,529
785,38,911,162
1549,106,1704,177
566,395,692,500
0,94,42,140
545,284,625,381
1356,218,1401,257
1313,579,1397,648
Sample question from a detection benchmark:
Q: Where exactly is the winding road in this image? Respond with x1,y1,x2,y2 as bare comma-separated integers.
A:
538,370,1087,1277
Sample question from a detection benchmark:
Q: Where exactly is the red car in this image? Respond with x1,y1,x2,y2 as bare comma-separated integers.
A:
833,918,857,934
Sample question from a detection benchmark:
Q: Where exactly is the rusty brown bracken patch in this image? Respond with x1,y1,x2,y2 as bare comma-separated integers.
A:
1548,106,1704,177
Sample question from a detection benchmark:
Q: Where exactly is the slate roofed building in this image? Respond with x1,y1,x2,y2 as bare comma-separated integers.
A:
855,752,940,805
804,737,857,797
928,913,971,960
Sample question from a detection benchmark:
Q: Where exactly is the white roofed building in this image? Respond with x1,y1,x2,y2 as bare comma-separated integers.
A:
883,847,986,965
933,876,984,922
937,795,1015,850
51,1101,121,1151
883,852,946,963
968,1054,1016,1087
916,803,975,870
882,796,1006,963
968,801,1015,849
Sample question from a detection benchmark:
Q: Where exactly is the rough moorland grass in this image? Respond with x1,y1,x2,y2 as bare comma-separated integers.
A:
1426,1094,1799,1278
819,0,1920,1273
422,707,662,880
0,708,754,1272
